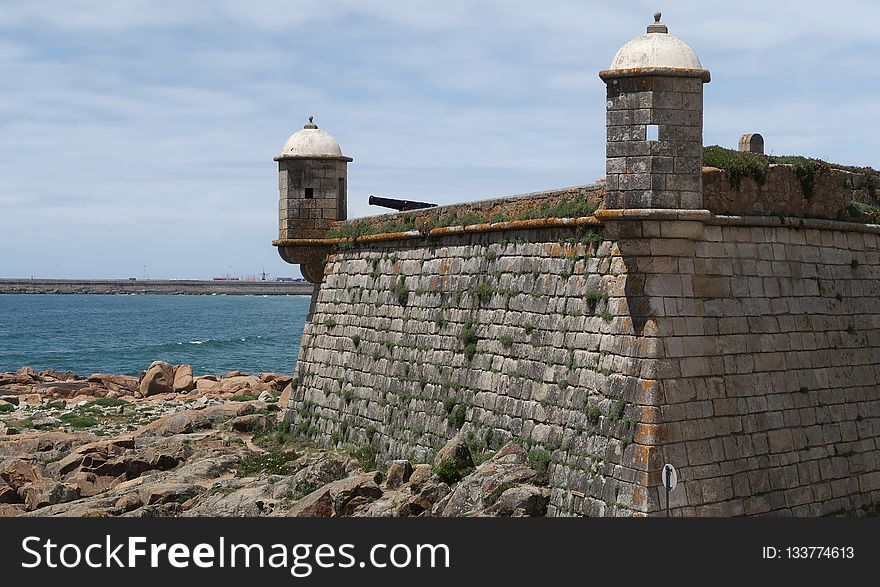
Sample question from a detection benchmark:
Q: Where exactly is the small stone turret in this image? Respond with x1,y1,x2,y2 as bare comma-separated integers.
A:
275,117,352,282
599,13,710,209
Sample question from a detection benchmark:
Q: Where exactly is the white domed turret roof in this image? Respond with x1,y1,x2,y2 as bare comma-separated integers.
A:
603,13,709,80
279,117,345,158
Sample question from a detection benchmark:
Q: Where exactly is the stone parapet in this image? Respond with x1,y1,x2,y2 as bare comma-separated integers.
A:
332,185,604,230
703,164,879,221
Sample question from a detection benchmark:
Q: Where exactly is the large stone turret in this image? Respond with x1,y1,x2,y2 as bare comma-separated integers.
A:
275,117,352,282
599,13,710,209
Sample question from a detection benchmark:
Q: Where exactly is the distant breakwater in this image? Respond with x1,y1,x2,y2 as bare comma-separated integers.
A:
0,279,315,296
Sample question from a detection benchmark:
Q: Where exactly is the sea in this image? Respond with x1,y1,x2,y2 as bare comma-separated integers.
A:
0,294,311,377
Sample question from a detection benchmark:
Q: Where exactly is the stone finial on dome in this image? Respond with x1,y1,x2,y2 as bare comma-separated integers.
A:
304,115,318,130
647,11,667,33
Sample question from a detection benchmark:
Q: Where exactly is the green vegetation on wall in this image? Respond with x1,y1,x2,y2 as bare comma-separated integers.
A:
703,146,770,189
847,202,880,223
325,193,599,243
704,145,880,199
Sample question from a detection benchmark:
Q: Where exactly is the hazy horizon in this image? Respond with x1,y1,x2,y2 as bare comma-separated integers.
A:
2,1,879,280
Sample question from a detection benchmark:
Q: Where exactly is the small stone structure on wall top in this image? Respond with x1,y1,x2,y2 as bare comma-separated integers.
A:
275,116,352,283
600,13,710,210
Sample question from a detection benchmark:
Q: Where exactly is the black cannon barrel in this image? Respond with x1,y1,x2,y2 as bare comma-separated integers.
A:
369,195,438,212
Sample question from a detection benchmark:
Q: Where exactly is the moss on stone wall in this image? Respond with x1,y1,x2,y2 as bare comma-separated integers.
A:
703,146,770,189
325,192,599,243
847,201,880,223
704,145,880,199
770,155,826,198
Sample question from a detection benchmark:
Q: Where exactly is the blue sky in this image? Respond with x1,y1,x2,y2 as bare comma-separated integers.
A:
1,0,878,279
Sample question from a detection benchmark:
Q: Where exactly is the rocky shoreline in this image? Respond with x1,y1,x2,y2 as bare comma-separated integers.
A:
0,365,549,517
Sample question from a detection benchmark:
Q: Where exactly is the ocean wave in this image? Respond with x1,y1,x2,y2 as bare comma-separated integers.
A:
175,335,264,344
149,335,272,353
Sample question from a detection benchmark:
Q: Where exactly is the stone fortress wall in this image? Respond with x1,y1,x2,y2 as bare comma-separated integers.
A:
289,197,650,516
603,207,880,516
274,14,880,516
283,167,880,516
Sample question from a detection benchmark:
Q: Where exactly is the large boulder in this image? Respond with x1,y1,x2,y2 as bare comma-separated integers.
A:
20,479,80,511
0,483,21,503
184,476,285,517
286,488,335,517
87,374,139,394
0,374,33,388
385,460,413,489
195,378,221,393
66,472,125,498
135,412,198,437
0,459,41,492
55,436,136,476
220,376,270,396
437,441,540,517
115,492,143,512
172,454,241,482
16,393,43,406
259,373,293,391
287,452,357,491
38,369,76,381
35,381,95,399
355,478,449,517
138,361,175,397
352,489,410,517
135,402,255,438
434,434,474,474
277,384,292,409
0,431,95,462
186,451,357,517
51,436,161,485
173,365,194,393
485,485,550,517
408,463,433,488
399,481,450,517
226,414,274,434
287,473,382,518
